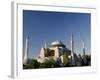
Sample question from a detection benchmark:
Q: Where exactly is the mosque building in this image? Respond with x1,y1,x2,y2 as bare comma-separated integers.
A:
23,34,87,66
38,40,71,63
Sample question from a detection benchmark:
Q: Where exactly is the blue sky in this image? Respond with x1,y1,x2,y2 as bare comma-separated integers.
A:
23,10,91,58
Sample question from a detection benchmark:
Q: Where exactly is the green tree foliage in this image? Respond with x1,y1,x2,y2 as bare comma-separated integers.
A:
82,55,91,66
40,57,55,68
31,59,40,68
23,54,91,69
61,54,69,67
23,59,40,69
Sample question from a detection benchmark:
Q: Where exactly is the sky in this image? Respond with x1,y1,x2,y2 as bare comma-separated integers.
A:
23,10,91,58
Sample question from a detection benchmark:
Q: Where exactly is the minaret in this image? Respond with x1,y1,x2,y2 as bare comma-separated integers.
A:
82,40,85,55
70,34,75,65
23,35,29,64
82,40,86,64
44,40,47,49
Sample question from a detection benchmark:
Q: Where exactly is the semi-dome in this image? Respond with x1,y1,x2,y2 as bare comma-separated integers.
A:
50,40,65,47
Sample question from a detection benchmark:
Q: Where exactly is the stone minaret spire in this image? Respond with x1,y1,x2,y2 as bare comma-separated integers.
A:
44,40,47,49
82,40,86,64
82,40,85,55
70,33,75,65
23,35,29,64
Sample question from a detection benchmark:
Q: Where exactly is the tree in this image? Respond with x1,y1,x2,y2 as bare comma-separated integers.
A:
39,57,55,68
31,59,40,68
83,55,91,66
75,54,83,66
61,54,69,67
23,58,40,69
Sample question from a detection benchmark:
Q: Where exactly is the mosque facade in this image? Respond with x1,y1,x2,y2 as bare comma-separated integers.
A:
38,40,71,63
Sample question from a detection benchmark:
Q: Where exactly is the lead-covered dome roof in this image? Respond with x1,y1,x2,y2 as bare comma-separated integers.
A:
50,40,65,47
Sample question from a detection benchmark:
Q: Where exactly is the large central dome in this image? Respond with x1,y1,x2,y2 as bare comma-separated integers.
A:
50,40,65,47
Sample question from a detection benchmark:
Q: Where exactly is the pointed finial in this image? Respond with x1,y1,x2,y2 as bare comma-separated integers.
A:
71,33,73,41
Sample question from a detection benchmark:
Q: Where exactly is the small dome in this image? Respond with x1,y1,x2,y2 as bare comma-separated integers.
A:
50,40,65,47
